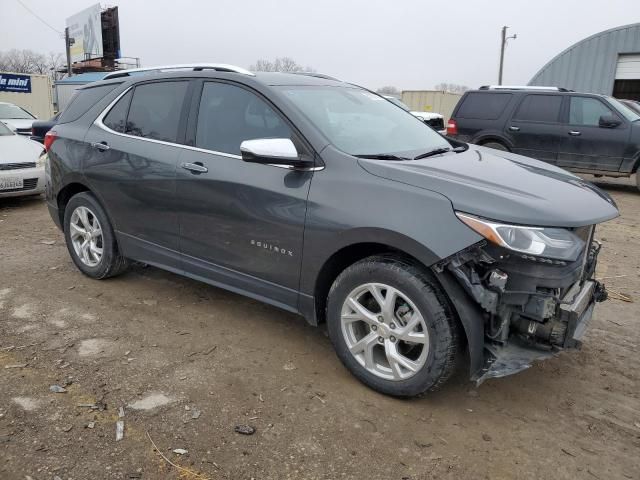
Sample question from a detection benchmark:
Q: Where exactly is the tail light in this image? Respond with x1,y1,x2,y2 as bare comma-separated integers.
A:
446,119,458,136
44,130,57,151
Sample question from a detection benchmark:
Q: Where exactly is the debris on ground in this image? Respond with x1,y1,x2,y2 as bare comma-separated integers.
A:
234,424,256,435
116,421,124,441
49,385,67,393
4,363,28,369
173,448,188,455
283,361,296,371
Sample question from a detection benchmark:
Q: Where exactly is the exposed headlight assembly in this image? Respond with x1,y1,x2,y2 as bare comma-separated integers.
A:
456,212,585,262
36,150,47,168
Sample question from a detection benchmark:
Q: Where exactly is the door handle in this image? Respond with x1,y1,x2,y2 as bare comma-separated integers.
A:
568,130,582,136
181,162,208,174
508,126,520,132
91,142,110,151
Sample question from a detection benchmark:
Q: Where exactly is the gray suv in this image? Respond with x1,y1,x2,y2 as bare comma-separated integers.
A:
44,64,619,397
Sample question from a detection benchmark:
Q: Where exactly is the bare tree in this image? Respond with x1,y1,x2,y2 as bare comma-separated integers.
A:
376,86,400,96
0,49,66,80
434,83,470,94
250,57,315,73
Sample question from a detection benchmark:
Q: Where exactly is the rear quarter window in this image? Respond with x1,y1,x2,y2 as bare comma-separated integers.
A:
456,92,512,120
57,83,121,124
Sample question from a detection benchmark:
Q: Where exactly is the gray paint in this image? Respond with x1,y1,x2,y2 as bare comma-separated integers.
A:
529,23,640,94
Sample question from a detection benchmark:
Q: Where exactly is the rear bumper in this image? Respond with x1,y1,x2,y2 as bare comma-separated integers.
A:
0,166,45,198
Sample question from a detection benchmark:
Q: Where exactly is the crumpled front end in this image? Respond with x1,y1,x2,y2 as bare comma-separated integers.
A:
434,225,608,384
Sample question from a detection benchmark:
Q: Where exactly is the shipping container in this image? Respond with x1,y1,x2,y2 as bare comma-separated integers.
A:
0,72,54,120
401,90,463,123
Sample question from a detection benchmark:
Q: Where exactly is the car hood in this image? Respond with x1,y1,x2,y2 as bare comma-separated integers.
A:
0,135,44,164
1,118,34,130
358,145,619,227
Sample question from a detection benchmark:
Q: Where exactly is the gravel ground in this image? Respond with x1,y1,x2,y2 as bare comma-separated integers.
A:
0,176,639,480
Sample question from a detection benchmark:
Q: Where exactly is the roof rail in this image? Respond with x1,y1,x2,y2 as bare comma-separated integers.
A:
479,85,571,92
103,63,255,80
288,72,341,81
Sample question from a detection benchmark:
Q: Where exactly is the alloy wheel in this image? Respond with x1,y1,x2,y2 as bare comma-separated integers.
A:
69,206,104,267
340,283,430,381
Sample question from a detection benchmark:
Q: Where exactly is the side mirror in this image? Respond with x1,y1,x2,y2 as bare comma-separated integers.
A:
240,138,312,168
599,115,622,128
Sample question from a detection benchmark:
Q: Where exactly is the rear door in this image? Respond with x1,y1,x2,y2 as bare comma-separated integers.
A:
505,93,563,164
175,80,314,309
557,95,629,171
84,79,191,268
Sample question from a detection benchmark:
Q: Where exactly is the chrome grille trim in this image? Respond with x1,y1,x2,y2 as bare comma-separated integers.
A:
0,162,37,170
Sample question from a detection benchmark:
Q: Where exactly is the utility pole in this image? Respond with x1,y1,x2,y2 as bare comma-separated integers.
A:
65,27,73,77
498,26,517,85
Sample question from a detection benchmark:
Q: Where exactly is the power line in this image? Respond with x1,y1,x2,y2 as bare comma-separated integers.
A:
13,0,63,36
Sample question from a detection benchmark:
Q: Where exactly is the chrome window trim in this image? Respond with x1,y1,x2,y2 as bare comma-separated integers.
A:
94,85,325,171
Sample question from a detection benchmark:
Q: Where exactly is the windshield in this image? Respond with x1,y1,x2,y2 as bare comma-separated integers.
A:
278,86,450,156
384,96,411,111
0,104,35,120
0,122,14,136
607,96,640,122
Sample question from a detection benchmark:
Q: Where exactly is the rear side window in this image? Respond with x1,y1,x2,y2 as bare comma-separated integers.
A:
195,82,291,155
456,92,512,120
57,84,120,124
126,81,188,143
513,94,562,123
103,89,132,133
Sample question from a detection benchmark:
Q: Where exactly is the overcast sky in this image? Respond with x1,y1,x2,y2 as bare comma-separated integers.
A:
1,0,637,90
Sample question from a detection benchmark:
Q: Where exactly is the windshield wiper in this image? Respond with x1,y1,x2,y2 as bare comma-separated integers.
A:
355,153,410,161
413,145,467,160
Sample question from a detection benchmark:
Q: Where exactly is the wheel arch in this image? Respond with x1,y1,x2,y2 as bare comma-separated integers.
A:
56,182,91,229
474,135,513,151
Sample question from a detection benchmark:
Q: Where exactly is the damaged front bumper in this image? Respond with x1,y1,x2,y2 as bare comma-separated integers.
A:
434,232,608,384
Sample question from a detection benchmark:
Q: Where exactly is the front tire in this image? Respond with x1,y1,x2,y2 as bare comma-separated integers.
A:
326,255,460,397
63,192,128,279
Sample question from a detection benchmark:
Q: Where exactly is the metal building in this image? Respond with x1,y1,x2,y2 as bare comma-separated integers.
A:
529,23,640,100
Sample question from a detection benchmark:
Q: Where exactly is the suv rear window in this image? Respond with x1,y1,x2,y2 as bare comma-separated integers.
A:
456,92,512,120
57,84,120,124
513,94,562,123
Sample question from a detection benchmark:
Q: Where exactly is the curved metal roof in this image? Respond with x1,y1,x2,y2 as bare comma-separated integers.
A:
529,23,640,94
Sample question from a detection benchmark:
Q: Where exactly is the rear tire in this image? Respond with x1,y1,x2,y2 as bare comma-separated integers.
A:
63,192,128,279
481,141,509,152
326,255,460,397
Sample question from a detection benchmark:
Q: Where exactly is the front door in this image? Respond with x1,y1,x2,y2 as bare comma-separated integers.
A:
557,96,629,171
176,81,314,310
504,93,564,164
83,80,191,268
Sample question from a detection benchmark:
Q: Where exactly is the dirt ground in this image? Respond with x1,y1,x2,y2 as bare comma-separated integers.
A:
1,176,639,480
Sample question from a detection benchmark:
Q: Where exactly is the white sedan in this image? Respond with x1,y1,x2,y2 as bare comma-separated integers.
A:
0,121,45,198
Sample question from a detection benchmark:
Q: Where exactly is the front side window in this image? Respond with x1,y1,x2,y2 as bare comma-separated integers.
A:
0,104,35,119
195,82,292,155
513,94,562,123
126,81,188,143
103,89,132,133
569,97,615,126
278,86,449,156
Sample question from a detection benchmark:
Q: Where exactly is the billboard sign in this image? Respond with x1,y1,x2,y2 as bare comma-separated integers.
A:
66,4,103,63
0,73,31,93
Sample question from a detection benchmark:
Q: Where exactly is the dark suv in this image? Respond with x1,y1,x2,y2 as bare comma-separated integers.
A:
45,65,618,397
447,86,640,190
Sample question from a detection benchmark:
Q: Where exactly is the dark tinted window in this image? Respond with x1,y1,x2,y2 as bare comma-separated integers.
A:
196,82,291,155
513,94,562,122
456,92,512,120
569,97,614,126
126,81,188,142
103,89,132,133
58,84,120,124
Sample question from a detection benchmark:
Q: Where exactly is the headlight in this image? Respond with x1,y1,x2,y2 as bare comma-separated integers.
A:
36,150,47,168
456,212,585,262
